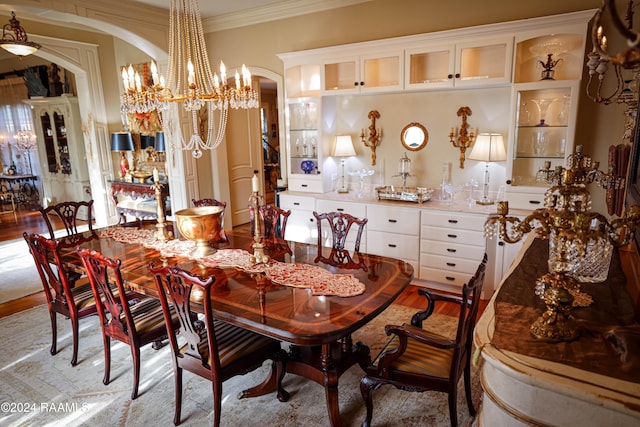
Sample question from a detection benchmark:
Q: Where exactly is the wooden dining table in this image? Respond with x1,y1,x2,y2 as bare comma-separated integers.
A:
56,223,414,426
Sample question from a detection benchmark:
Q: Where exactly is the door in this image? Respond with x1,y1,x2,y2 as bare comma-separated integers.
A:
227,84,263,226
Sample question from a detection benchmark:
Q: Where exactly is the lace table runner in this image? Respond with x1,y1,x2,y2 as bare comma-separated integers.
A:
99,228,365,297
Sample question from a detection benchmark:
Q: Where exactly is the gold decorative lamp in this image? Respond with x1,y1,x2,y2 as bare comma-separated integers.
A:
485,145,639,342
467,133,506,205
332,135,356,193
110,132,134,180
449,106,476,168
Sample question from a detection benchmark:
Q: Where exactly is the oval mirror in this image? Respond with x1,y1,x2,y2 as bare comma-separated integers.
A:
401,122,428,151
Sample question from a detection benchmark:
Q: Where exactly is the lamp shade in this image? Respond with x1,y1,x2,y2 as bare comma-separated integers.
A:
140,134,155,149
332,135,356,157
468,133,506,162
154,131,166,152
110,132,134,152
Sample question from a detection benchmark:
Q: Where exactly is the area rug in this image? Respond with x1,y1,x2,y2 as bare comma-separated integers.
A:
0,303,481,427
0,226,90,304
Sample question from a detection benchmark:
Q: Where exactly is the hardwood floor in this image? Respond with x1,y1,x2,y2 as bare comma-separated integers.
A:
0,206,487,319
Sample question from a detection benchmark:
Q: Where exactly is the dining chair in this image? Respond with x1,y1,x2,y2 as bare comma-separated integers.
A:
359,253,488,427
192,198,227,209
23,232,99,366
0,190,17,224
313,211,368,251
249,204,291,239
150,264,289,426
39,200,94,241
77,247,173,400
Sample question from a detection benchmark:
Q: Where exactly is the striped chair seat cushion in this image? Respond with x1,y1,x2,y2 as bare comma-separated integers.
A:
127,296,168,334
70,278,123,310
374,324,454,379
179,321,276,368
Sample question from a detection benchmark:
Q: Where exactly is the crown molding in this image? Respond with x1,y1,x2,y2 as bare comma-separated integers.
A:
203,0,371,32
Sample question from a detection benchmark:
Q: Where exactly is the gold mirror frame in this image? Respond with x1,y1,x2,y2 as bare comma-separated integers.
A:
401,122,428,151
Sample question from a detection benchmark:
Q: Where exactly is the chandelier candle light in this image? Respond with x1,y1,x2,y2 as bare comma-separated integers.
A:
119,0,259,158
467,133,507,205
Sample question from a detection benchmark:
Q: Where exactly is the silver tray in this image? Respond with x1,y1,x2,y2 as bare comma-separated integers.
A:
375,186,433,204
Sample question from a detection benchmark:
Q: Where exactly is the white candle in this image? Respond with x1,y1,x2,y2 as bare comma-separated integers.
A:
252,173,260,192
153,167,160,183
187,60,195,86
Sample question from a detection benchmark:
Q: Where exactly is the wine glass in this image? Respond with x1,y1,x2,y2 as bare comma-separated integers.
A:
443,183,464,205
531,98,557,126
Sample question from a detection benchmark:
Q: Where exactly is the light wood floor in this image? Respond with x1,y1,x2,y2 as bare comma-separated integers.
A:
0,207,487,319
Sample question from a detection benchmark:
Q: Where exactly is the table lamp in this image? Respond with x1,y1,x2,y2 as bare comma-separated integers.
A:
111,132,134,180
332,135,356,193
154,131,166,162
467,132,506,205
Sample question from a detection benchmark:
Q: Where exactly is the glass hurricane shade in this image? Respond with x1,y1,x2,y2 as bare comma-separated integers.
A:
331,135,356,157
0,12,41,57
468,133,507,162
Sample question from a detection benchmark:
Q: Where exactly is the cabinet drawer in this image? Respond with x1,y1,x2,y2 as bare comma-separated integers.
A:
420,210,486,231
366,205,420,234
279,194,316,211
421,225,485,246
505,191,544,210
420,240,485,260
420,253,481,275
367,230,419,261
287,178,324,193
315,199,366,218
419,267,472,288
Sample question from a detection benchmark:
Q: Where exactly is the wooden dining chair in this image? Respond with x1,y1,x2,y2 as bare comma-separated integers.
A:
77,247,173,400
150,264,289,426
39,200,94,241
192,198,227,209
313,211,368,251
0,190,17,224
359,253,488,427
249,204,291,239
23,232,99,366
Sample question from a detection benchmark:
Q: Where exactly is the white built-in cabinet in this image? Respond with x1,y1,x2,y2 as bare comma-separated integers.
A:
322,50,404,95
24,96,90,212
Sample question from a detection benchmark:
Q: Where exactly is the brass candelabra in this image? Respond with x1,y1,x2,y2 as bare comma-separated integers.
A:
249,191,270,265
152,181,172,241
449,106,476,168
485,146,640,342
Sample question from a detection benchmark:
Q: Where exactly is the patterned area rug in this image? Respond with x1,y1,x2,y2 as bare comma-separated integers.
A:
0,237,42,304
0,303,481,426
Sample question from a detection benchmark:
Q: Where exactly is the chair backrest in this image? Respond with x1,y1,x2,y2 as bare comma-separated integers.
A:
454,253,487,360
40,200,94,240
23,232,73,308
150,264,218,371
192,198,227,209
77,247,136,336
250,204,291,239
313,211,368,251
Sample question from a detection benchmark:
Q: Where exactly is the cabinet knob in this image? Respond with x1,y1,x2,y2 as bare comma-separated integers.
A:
447,74,453,79
337,208,344,211
447,234,458,238
445,276,455,281
529,200,541,205
354,82,359,87
388,244,397,248
448,219,458,224
506,179,512,185
388,219,397,223
498,241,504,246
446,262,456,267
455,73,461,78
446,248,457,253
360,81,364,86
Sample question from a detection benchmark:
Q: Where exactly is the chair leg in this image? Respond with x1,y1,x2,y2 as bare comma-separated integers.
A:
70,315,79,366
359,376,378,427
131,345,141,400
173,365,183,426
212,380,222,427
103,335,111,386
448,386,458,427
464,362,476,416
49,310,57,355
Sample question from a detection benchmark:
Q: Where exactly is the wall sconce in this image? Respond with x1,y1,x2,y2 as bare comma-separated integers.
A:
449,106,476,168
360,110,382,166
111,132,134,180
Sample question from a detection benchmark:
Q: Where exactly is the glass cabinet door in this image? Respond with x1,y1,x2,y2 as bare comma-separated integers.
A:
54,112,72,174
289,99,320,175
40,112,58,174
510,85,574,187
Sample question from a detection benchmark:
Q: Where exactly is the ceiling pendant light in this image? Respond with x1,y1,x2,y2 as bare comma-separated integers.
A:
0,11,41,57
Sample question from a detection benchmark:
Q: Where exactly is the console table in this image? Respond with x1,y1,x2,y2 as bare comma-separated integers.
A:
108,180,170,223
0,174,40,208
474,235,640,426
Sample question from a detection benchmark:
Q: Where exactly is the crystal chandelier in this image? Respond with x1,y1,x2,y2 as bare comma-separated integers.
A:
585,0,640,105
0,11,41,57
120,0,259,158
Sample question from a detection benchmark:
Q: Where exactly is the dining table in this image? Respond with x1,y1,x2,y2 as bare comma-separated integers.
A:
56,222,414,426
